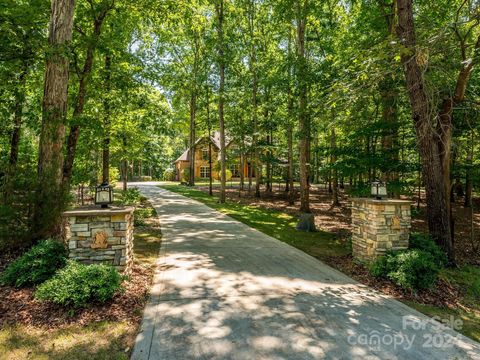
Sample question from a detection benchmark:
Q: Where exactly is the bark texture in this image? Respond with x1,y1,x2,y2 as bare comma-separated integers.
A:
396,0,480,262
33,0,76,240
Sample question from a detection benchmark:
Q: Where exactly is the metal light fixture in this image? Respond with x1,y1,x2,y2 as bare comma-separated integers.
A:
371,179,387,200
95,182,113,208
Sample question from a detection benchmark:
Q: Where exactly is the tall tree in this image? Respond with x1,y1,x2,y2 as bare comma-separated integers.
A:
63,0,115,187
33,0,76,239
296,0,310,213
396,0,480,262
215,0,227,203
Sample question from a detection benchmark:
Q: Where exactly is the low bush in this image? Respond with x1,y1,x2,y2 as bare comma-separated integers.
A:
134,207,156,226
369,249,440,291
35,261,124,308
409,232,447,267
121,188,144,205
0,239,67,288
181,168,190,183
163,169,175,181
386,250,439,290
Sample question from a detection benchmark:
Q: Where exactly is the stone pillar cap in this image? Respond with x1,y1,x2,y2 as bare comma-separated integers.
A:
351,198,412,205
63,206,135,217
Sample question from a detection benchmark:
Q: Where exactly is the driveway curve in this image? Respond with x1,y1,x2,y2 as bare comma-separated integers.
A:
131,183,480,360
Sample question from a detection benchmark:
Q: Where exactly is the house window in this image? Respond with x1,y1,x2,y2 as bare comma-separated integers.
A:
200,166,210,178
201,148,209,160
229,164,240,178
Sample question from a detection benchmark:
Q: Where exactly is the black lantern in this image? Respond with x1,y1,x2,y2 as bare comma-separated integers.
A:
371,180,387,200
95,182,113,208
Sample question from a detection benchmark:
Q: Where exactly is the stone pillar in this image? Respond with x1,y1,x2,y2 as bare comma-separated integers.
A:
351,198,411,261
63,206,134,273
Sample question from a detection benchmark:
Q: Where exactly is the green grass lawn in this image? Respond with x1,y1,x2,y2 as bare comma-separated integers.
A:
160,183,349,261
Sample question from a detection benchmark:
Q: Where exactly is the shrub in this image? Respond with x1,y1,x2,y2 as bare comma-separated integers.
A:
387,250,439,290
409,232,447,267
369,249,439,291
121,188,143,205
369,253,390,278
134,207,156,226
0,239,67,288
181,168,190,182
36,261,124,308
163,169,175,181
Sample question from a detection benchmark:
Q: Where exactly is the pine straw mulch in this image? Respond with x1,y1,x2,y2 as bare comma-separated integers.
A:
324,254,462,310
0,263,153,330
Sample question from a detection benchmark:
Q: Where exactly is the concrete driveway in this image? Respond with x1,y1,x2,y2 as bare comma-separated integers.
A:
131,183,480,360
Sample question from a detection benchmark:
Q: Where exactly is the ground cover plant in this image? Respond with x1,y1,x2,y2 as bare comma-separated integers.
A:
0,239,67,288
36,261,124,308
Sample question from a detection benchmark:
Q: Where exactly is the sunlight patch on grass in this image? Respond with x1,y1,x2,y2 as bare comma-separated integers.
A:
160,184,349,261
0,321,134,360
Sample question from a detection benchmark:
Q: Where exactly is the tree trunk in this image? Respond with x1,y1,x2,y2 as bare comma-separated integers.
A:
62,3,113,187
378,0,400,196
331,128,340,206
296,0,312,217
287,122,295,205
3,63,29,203
464,132,474,207
188,91,196,186
216,0,226,203
396,0,454,262
33,0,76,240
239,151,245,193
286,26,295,205
205,77,213,196
102,55,111,184
313,131,319,184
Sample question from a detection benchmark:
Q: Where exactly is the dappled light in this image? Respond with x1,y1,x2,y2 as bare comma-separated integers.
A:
131,185,480,359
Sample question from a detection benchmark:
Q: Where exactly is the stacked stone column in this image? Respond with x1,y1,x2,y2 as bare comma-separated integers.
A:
351,198,411,261
63,207,134,273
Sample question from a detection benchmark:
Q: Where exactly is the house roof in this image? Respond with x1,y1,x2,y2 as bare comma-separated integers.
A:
174,131,231,163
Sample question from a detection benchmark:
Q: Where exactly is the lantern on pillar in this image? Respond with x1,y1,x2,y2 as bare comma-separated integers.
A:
95,182,113,208
371,180,387,200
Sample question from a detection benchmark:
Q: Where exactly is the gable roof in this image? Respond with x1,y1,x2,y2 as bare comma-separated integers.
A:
174,131,231,163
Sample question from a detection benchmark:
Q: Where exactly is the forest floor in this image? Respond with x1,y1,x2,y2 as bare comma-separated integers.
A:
0,199,161,360
163,182,480,343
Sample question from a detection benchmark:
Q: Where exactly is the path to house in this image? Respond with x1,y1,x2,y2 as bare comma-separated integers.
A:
131,183,480,360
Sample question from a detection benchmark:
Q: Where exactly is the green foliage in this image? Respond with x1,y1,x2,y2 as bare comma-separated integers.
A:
0,239,67,288
35,261,124,308
163,169,176,181
409,232,447,268
120,188,143,205
369,249,440,291
181,168,190,182
134,207,156,226
109,167,120,186
214,169,232,181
